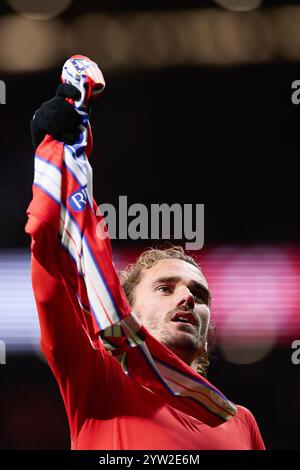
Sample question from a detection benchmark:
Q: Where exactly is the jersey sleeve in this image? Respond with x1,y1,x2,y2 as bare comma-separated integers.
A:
27,212,113,440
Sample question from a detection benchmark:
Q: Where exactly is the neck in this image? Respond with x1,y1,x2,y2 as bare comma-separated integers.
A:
167,345,196,367
167,345,207,377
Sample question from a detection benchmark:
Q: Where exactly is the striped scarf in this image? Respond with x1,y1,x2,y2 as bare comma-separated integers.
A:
26,55,237,423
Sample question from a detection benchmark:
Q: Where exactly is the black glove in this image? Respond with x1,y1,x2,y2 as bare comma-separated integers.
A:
31,83,82,150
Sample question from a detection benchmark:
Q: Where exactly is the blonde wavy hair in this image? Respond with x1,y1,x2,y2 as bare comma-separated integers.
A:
119,246,215,377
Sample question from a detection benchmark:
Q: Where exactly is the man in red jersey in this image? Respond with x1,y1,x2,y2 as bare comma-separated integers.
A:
28,83,265,450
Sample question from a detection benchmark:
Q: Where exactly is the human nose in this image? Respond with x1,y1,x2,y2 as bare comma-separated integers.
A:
176,285,195,309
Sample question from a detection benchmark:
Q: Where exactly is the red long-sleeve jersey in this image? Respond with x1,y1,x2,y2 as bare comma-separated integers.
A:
28,215,265,450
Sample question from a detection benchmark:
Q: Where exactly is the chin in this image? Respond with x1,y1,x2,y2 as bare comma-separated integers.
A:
162,332,203,356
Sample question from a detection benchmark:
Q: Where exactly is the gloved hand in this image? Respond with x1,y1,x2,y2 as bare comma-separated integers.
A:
30,83,82,150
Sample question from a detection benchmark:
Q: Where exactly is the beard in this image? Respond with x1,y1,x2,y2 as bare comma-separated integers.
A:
160,324,205,352
136,306,209,365
157,319,207,366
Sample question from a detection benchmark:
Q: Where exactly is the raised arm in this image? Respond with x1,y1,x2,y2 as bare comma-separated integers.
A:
29,214,101,438
26,66,117,439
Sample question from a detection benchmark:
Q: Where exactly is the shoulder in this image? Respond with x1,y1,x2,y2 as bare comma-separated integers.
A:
235,404,258,424
94,346,129,388
234,404,261,431
234,405,266,450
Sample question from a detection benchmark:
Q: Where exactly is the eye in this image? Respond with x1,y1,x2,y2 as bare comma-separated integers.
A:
193,290,209,304
194,294,205,303
156,285,173,294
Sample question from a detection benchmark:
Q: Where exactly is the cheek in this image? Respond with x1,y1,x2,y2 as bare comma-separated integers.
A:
132,283,155,313
132,293,157,324
133,296,166,332
198,307,211,330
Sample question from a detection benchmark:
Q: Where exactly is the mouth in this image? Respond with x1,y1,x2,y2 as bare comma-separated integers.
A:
171,311,198,327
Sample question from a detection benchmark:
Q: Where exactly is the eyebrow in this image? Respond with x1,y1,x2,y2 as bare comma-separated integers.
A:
152,276,211,304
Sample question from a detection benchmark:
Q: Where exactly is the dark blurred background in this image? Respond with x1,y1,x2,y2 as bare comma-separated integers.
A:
0,0,299,450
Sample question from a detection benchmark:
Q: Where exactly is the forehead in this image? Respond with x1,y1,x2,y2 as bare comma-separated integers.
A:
141,258,208,288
